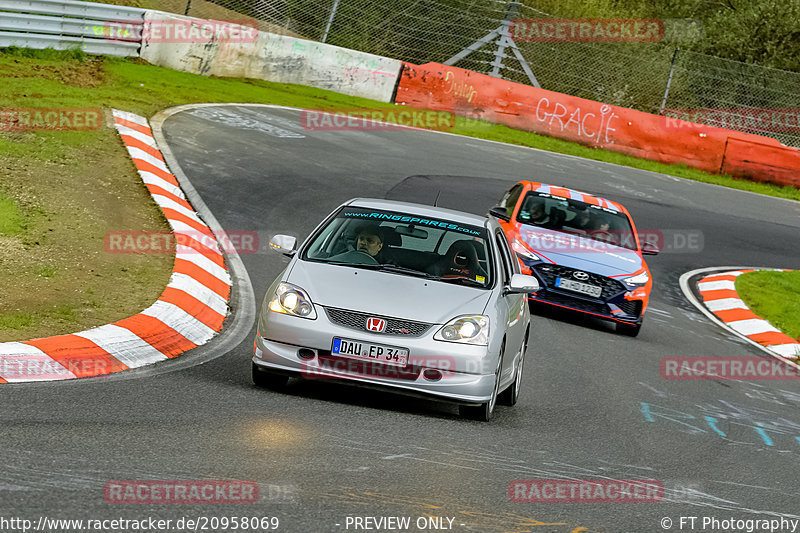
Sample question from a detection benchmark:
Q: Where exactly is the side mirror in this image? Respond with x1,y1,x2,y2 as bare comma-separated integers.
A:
641,241,660,255
489,206,510,221
268,234,297,257
505,273,540,294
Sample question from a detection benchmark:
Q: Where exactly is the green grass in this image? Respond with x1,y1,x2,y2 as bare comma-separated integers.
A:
736,271,800,340
0,192,24,235
0,47,798,201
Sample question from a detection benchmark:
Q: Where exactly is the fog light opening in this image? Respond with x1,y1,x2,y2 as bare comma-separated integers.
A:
297,348,317,360
422,368,442,381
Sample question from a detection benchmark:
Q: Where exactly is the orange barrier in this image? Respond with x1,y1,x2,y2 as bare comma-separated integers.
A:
721,138,800,188
395,62,800,188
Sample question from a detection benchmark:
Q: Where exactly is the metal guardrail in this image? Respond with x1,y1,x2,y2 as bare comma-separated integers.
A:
0,0,145,57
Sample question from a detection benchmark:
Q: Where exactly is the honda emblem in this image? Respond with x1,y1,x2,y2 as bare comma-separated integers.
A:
366,317,386,332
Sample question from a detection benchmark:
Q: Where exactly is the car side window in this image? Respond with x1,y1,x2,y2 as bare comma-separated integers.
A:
494,230,516,283
500,184,524,219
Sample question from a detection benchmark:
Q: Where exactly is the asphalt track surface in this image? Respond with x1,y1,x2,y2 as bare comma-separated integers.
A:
3,104,800,533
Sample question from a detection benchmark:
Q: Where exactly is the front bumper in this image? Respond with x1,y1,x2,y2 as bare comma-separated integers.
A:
523,264,646,324
252,306,498,404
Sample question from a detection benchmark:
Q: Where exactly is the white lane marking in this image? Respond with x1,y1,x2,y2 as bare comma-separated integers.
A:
175,246,231,286
74,325,167,368
115,125,158,148
698,280,736,292
705,298,748,312
113,110,150,127
727,319,779,336
169,220,222,254
141,300,215,345
139,171,186,200
126,146,170,173
168,272,229,317
767,344,800,358
151,194,203,223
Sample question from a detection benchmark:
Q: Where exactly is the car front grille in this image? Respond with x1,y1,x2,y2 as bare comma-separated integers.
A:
534,291,609,315
324,307,432,337
532,264,626,299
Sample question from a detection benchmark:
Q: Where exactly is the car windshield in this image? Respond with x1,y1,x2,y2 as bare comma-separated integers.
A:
301,206,493,288
516,192,638,250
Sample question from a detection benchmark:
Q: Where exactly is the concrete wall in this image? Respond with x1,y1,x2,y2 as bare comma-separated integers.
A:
140,11,402,103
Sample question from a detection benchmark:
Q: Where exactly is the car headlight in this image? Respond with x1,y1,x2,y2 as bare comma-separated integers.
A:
511,238,541,262
623,271,649,286
268,282,317,319
434,315,490,345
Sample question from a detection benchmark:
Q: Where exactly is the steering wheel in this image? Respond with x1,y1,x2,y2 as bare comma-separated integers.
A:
326,250,380,265
353,251,379,264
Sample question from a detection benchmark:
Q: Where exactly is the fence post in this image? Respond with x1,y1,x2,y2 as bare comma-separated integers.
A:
659,48,679,115
321,0,341,43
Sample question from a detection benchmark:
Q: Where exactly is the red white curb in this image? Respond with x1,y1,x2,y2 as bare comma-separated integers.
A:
0,110,232,383
695,269,799,361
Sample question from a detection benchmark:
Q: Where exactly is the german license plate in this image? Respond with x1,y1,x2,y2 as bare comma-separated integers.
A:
331,338,409,367
556,277,602,298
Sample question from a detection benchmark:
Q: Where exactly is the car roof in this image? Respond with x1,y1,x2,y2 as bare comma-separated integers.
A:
518,181,630,215
347,198,491,228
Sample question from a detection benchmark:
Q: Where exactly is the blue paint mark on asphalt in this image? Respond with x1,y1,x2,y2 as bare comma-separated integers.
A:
704,416,726,437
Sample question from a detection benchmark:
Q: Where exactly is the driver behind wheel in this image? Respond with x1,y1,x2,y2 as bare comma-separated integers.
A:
355,224,383,257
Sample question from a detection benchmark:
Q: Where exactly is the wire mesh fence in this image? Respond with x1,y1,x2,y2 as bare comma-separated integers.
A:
89,0,800,146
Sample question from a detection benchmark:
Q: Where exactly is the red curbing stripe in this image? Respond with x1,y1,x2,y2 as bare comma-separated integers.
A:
145,184,193,211
114,117,153,136
713,308,761,323
699,289,740,301
120,134,165,162
159,288,226,331
700,274,739,283
133,160,181,187
173,259,231,299
747,331,798,346
0,377,7,384
23,335,128,378
114,314,197,358
161,208,215,238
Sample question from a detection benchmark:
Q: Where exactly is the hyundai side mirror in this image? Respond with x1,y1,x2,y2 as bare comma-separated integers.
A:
489,206,510,221
641,241,660,255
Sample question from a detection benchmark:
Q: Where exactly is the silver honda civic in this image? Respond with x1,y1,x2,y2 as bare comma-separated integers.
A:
252,198,539,420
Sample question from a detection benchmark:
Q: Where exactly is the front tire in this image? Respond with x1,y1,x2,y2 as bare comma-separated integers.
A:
499,331,527,406
459,340,504,421
252,362,290,390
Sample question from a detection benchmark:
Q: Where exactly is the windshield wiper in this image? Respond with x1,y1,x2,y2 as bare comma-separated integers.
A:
373,264,437,279
428,275,486,287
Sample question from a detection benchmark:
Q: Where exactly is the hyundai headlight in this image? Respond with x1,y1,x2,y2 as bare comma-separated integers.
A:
511,238,541,262
434,315,490,345
623,271,649,286
268,282,317,319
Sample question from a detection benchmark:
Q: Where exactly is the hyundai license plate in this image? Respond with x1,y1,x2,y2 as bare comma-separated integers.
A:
555,277,603,298
332,338,409,367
